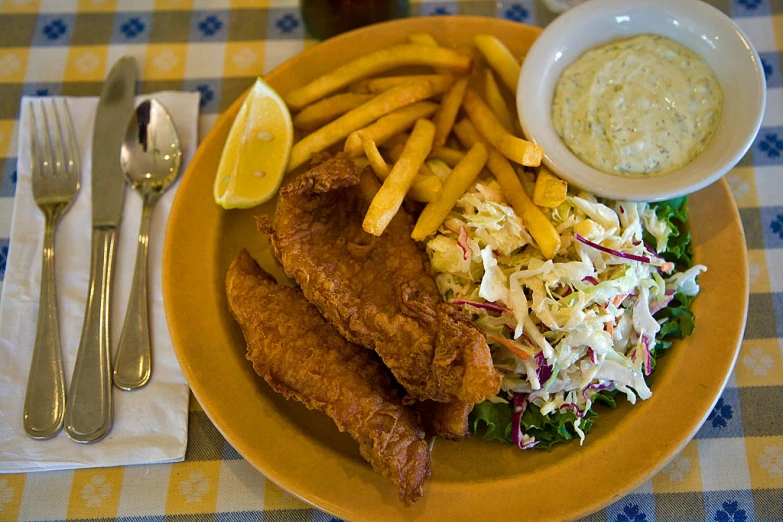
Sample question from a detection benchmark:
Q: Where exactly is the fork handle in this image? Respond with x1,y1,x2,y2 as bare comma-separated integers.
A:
65,227,116,444
113,196,155,390
23,208,67,439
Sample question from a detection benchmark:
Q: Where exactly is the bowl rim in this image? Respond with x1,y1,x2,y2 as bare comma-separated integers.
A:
517,0,767,202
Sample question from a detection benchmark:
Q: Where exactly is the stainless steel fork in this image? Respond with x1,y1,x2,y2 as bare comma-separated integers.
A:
23,99,81,440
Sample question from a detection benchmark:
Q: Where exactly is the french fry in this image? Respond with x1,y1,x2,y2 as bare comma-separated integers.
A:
432,76,469,150
364,119,436,235
362,135,442,203
288,81,445,172
349,78,373,93
361,134,390,177
344,101,438,156
483,69,515,132
425,158,452,181
408,32,439,46
353,156,370,171
407,32,450,74
533,166,568,208
462,88,542,167
358,164,382,202
429,146,465,167
385,142,405,163
284,44,472,110
293,92,372,131
386,141,437,178
412,143,488,240
453,119,561,259
473,34,521,92
381,132,410,150
365,74,454,94
418,162,436,178
407,175,441,202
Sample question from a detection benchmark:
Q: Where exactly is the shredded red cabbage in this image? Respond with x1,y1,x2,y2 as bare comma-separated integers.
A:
582,276,600,285
644,242,664,258
582,382,611,402
559,403,585,418
535,352,554,383
457,225,473,261
511,394,539,450
452,299,510,314
588,348,597,364
574,233,651,263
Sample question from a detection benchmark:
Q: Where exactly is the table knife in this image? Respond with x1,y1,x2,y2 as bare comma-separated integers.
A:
64,57,137,443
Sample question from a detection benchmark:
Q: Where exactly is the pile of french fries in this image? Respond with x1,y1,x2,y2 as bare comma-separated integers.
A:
284,33,570,260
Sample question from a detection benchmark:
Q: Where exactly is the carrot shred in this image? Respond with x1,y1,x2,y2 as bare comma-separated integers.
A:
488,334,530,360
612,293,628,307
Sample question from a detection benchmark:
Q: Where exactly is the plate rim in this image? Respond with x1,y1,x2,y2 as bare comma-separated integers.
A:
162,15,749,522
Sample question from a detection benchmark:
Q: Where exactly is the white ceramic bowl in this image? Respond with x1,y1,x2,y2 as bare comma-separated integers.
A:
517,0,766,201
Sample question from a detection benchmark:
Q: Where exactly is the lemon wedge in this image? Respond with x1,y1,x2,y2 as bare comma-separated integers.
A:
214,77,293,209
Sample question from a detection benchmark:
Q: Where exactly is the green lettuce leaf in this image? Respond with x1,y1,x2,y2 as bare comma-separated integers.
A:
651,291,697,369
470,400,512,443
469,397,606,450
645,196,692,267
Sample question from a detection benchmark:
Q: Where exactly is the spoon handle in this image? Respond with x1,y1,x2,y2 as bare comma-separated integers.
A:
113,196,155,390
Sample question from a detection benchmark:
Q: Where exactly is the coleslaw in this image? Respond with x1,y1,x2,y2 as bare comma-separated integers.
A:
426,177,706,449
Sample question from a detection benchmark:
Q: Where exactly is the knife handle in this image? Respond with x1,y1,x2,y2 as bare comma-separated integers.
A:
65,227,116,444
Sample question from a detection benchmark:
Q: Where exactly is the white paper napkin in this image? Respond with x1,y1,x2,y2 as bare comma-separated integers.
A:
0,92,200,473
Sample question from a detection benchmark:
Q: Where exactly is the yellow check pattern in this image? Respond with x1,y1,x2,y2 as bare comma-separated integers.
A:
0,398,313,521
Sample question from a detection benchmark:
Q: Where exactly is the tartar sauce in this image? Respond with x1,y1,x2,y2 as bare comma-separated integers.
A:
552,34,723,176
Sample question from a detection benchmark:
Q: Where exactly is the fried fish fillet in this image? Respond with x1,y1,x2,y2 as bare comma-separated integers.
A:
416,400,472,440
225,250,430,505
263,156,501,405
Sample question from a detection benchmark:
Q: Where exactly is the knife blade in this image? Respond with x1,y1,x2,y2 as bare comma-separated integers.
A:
65,57,137,444
92,58,137,227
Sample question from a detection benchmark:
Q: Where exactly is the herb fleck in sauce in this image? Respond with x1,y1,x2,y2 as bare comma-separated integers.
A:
552,34,723,176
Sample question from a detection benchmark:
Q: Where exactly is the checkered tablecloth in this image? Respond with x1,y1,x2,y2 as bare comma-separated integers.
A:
0,0,781,521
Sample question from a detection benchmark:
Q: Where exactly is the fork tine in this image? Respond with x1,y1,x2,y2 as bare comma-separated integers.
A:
38,101,54,177
29,101,41,177
59,99,80,176
48,99,67,177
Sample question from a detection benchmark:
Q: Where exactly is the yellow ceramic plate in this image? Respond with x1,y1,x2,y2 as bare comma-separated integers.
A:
162,16,748,521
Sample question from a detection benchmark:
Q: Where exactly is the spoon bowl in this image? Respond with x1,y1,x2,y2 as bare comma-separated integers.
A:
121,99,183,194
114,99,183,390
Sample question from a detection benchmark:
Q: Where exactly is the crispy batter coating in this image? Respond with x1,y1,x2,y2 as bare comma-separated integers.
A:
416,401,472,440
263,156,501,405
225,250,431,505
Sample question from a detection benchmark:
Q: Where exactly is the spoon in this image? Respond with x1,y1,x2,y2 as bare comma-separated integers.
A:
113,99,182,390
